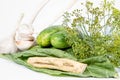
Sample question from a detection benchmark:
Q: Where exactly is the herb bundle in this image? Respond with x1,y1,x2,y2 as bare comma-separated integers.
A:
63,0,120,67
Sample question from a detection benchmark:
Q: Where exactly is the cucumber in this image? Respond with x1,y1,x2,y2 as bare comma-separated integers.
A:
36,25,65,47
50,31,70,49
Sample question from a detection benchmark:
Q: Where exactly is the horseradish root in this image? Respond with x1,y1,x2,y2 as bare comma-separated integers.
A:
27,57,87,73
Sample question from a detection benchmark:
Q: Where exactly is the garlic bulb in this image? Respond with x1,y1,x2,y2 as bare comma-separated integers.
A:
0,0,50,54
15,0,50,51
15,24,34,50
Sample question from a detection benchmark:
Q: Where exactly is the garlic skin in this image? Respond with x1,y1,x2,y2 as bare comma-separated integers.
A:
0,35,17,54
15,24,35,51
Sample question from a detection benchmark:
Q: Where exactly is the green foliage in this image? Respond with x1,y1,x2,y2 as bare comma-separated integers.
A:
62,0,120,67
0,46,117,78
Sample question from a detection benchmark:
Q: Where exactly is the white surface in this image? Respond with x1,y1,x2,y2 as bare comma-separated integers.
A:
0,0,120,80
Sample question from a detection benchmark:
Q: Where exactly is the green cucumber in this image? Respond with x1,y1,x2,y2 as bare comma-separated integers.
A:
50,31,70,49
36,25,65,47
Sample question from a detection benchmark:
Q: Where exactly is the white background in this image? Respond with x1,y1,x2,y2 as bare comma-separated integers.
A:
0,0,120,39
0,0,120,80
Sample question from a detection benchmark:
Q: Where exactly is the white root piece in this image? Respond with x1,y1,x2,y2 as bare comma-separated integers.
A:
15,0,50,51
27,57,87,73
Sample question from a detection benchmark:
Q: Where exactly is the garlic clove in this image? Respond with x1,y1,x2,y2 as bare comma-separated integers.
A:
15,40,34,51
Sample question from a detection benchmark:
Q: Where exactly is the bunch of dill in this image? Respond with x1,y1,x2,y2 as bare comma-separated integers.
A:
62,0,120,67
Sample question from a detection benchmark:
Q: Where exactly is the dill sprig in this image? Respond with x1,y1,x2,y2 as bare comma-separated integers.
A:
62,0,120,67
